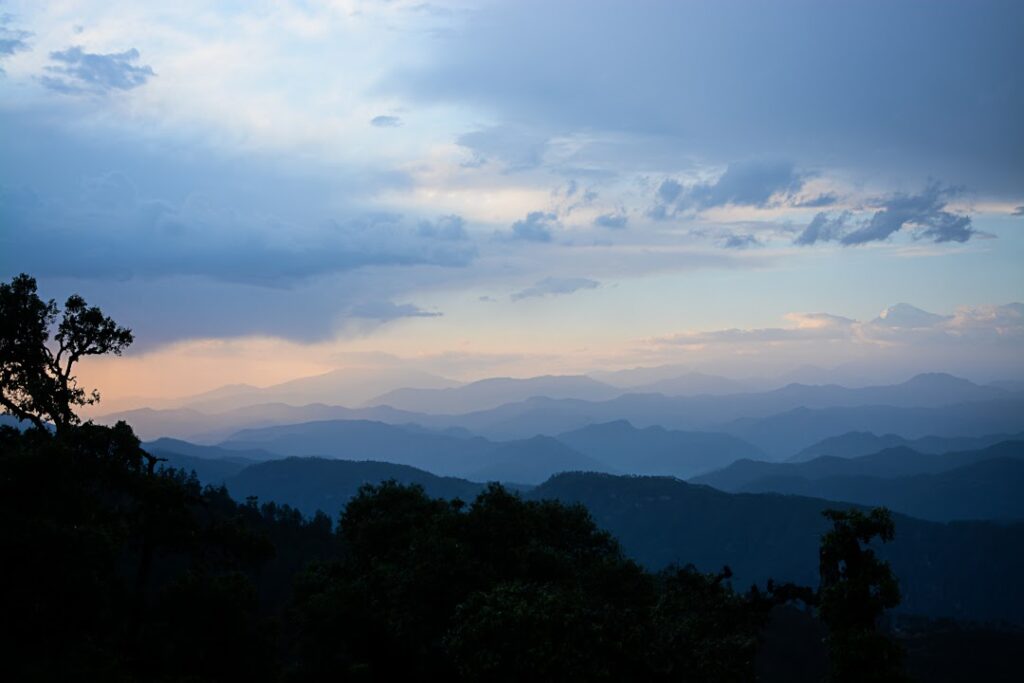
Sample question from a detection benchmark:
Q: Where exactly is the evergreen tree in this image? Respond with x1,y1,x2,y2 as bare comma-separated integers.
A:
818,507,908,682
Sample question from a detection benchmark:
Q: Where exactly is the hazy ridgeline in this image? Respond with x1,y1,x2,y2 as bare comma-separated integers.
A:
4,273,1024,681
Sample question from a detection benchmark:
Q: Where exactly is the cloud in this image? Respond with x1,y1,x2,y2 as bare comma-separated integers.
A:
841,185,975,245
1013,206,1024,216
370,115,402,128
457,125,548,171
509,211,556,242
690,161,805,209
41,46,155,94
794,211,851,246
417,214,469,241
657,179,683,204
0,16,31,71
593,212,627,229
651,161,806,218
2,173,476,287
348,301,442,320
386,1,1024,194
795,193,839,208
654,303,1024,350
0,104,477,345
511,276,600,301
871,303,950,329
795,186,976,246
945,303,1023,339
721,233,760,249
656,311,856,346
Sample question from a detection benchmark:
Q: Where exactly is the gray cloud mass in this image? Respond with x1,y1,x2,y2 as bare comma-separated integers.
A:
0,17,30,57
417,214,469,241
794,186,975,246
721,233,760,249
794,211,851,246
509,211,556,242
41,46,154,94
386,1,1024,193
652,161,806,218
593,212,628,229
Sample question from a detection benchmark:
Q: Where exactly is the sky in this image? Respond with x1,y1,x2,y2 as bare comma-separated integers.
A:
1,0,1022,403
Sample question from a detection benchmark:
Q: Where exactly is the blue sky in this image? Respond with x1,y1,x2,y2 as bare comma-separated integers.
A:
0,0,1022,398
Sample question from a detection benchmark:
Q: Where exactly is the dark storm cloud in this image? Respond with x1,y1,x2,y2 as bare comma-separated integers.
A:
384,1,1024,194
41,46,155,93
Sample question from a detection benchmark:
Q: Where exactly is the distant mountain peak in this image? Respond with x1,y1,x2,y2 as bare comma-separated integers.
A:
901,372,976,389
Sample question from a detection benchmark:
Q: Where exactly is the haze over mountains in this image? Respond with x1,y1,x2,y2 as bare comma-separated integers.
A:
98,371,1023,447
79,359,1024,632
122,366,1024,525
85,366,1024,527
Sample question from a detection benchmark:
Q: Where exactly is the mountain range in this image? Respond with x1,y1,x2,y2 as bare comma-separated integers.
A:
555,420,766,479
692,441,1024,522
216,419,612,484
147,444,1024,625
789,430,1024,461
96,373,1022,453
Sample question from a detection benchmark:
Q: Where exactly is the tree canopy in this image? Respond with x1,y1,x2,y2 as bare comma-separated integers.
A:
818,507,908,682
0,273,132,432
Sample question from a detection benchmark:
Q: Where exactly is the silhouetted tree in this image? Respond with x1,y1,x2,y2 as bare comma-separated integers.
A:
0,273,132,433
818,507,908,682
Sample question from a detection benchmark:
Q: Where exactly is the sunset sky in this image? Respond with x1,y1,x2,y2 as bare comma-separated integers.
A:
1,0,1022,403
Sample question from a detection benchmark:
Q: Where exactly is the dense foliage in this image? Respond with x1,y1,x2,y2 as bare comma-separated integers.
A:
1,423,790,681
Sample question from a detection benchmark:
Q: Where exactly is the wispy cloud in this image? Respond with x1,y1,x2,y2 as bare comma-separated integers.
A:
370,115,402,128
0,15,30,74
511,276,599,301
348,300,442,320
